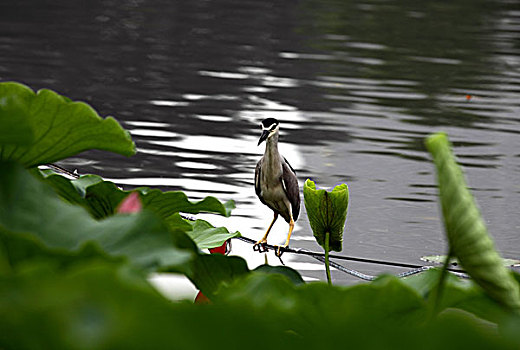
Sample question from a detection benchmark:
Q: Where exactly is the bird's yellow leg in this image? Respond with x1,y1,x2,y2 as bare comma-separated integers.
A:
253,213,278,251
276,217,294,257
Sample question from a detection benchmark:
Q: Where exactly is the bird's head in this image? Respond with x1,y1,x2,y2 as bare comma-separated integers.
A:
258,118,280,146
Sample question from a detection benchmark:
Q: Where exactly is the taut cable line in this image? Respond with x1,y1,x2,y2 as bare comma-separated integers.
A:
235,236,470,280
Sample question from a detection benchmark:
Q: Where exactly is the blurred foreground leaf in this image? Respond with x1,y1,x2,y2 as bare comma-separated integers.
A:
1,260,518,349
0,262,303,349
253,264,305,285
403,269,517,324
425,132,520,311
0,162,256,298
216,272,520,348
0,82,135,167
0,162,194,272
219,274,427,327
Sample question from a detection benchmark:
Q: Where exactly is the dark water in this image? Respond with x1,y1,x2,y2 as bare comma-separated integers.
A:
1,0,519,284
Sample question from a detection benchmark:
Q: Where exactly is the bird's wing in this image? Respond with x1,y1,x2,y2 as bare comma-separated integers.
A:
254,158,267,205
282,157,301,221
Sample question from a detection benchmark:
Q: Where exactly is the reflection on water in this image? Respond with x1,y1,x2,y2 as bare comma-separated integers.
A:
1,0,519,283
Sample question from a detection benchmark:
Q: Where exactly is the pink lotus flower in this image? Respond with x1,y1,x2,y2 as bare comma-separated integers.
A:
117,192,142,213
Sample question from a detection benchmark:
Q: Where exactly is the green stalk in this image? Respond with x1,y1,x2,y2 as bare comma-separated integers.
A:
428,250,452,320
324,231,332,285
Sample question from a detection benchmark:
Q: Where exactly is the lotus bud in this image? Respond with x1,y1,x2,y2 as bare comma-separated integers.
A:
303,179,349,252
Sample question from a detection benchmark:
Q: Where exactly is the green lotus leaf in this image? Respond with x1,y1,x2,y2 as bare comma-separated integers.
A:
182,254,250,299
41,172,238,249
0,162,252,298
404,269,520,325
1,260,516,349
0,82,136,167
0,261,295,348
0,82,34,145
137,187,235,218
253,264,305,285
41,172,235,220
425,132,520,311
218,273,427,328
0,228,124,273
0,162,194,272
37,171,102,209
187,219,240,250
303,179,349,252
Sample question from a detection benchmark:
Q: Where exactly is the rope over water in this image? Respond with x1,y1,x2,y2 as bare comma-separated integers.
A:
235,236,470,280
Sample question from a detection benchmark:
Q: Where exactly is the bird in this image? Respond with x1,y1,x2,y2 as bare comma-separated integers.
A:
254,118,300,257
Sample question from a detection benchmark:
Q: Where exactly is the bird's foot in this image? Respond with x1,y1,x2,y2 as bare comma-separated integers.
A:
274,244,288,258
253,240,268,253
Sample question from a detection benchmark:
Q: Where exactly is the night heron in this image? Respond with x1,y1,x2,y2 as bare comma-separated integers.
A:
254,118,300,256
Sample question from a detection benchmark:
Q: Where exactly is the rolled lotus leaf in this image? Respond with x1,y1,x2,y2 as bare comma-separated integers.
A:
425,132,520,310
303,179,349,252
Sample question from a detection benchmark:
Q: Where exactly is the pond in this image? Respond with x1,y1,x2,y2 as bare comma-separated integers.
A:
1,0,519,284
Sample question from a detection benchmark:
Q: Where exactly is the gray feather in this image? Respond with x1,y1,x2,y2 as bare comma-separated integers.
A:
282,160,300,221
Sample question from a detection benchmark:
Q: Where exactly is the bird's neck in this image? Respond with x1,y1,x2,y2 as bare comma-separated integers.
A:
264,133,282,175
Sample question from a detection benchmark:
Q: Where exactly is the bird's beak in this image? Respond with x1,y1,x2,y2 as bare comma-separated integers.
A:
258,130,269,146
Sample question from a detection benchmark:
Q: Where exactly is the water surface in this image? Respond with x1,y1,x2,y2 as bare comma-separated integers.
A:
1,0,519,283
